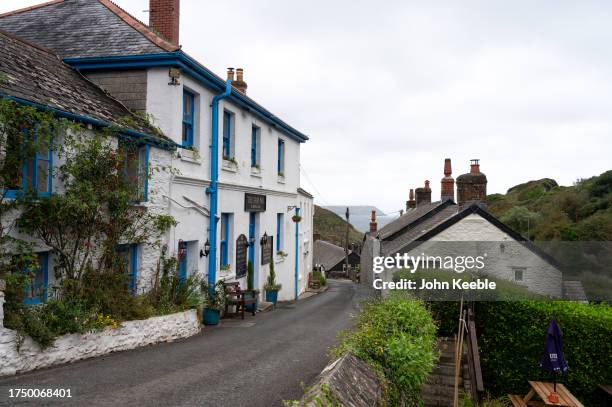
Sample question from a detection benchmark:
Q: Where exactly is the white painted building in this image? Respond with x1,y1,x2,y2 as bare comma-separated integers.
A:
0,0,315,302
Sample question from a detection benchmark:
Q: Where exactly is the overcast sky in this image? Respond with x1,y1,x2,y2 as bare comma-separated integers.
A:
3,1,612,213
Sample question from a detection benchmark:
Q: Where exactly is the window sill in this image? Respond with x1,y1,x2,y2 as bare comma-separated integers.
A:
222,159,238,172
250,166,261,177
277,175,286,184
220,267,233,276
275,254,288,264
179,149,201,164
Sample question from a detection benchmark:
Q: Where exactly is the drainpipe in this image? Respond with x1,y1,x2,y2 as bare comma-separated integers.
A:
206,80,232,293
294,207,300,301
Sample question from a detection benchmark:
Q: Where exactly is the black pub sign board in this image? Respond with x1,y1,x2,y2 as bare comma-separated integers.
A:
261,236,274,265
235,234,248,278
244,193,266,212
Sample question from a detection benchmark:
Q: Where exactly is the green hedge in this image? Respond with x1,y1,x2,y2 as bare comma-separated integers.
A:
477,301,612,406
429,300,612,406
334,294,438,406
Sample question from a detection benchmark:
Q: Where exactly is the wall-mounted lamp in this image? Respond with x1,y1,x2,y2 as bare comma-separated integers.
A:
200,239,211,258
168,67,181,86
260,232,268,246
178,240,187,261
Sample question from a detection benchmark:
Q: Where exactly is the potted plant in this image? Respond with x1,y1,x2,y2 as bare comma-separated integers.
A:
201,280,225,325
264,261,282,305
245,261,259,312
291,214,302,223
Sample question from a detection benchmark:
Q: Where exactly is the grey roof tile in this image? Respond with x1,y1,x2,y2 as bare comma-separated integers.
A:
0,0,175,58
314,240,349,270
0,30,169,141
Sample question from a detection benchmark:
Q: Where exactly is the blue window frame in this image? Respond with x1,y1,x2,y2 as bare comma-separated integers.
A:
182,90,195,148
220,213,230,267
119,141,149,202
276,213,284,252
277,139,285,175
5,132,53,199
251,125,259,167
117,244,138,294
222,111,233,159
23,252,49,305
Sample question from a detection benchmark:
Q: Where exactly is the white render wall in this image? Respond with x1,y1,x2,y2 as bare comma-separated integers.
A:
0,310,200,377
425,213,563,297
145,67,312,301
375,213,563,298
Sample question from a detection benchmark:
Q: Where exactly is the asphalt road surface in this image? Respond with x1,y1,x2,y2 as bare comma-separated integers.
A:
0,279,367,407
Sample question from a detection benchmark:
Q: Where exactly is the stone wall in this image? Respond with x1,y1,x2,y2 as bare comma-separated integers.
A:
0,309,200,377
299,352,382,407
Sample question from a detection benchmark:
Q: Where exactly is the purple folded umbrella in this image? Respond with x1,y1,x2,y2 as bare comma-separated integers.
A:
540,319,569,374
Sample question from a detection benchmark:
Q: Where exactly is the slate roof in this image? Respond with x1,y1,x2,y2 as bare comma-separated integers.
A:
0,0,178,58
377,200,454,240
0,30,171,144
314,240,349,270
381,205,459,255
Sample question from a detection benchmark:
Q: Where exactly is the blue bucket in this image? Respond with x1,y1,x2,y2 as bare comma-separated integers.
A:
203,308,220,325
266,290,279,305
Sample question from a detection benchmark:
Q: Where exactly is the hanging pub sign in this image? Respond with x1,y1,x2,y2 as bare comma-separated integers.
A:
235,234,248,278
261,235,274,265
244,193,266,212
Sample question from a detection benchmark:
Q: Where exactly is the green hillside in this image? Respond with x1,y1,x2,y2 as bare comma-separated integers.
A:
488,170,612,241
314,205,363,247
488,170,612,299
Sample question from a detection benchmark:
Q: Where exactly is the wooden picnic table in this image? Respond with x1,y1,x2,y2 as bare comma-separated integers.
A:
509,381,584,407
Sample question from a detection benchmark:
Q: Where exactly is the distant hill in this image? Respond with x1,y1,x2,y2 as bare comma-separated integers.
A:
323,206,399,232
488,171,612,241
489,171,612,299
314,205,364,247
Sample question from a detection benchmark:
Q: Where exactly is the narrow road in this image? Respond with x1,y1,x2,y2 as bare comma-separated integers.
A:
0,280,366,407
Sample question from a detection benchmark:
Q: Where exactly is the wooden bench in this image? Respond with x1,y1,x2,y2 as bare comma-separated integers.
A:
308,272,321,290
223,282,256,320
508,395,528,407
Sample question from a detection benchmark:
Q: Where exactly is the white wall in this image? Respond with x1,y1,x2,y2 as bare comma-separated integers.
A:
145,67,312,301
0,310,200,377
373,213,563,298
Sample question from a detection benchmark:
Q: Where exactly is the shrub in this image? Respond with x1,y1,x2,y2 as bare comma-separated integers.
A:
334,294,437,406
312,270,326,286
476,301,612,406
428,300,612,406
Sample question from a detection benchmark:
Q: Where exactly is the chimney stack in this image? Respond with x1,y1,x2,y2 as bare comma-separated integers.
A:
456,159,487,206
369,210,377,233
227,67,235,81
406,188,416,210
415,180,432,207
441,158,455,202
149,0,180,46
233,68,248,94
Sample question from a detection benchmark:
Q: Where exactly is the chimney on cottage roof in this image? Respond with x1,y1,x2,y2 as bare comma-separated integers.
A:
406,188,416,211
227,67,235,81
233,68,248,94
456,159,487,206
441,158,455,202
415,180,432,207
369,210,377,233
149,0,180,46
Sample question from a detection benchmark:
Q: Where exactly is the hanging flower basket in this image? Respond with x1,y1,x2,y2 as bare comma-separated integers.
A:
292,215,302,223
